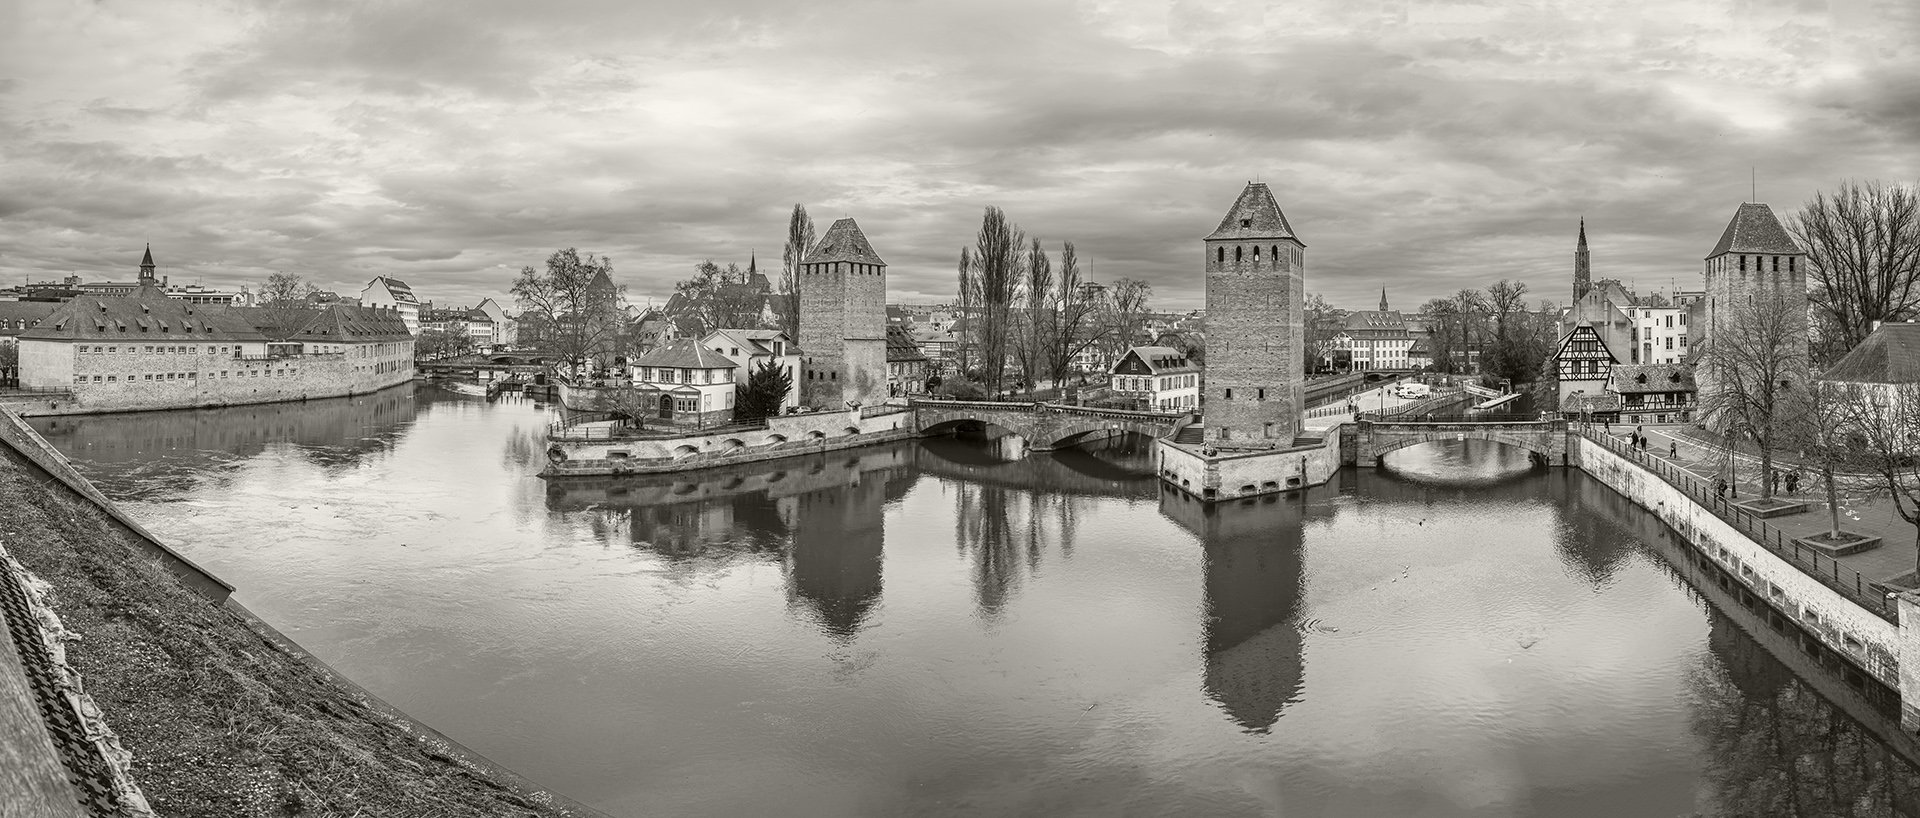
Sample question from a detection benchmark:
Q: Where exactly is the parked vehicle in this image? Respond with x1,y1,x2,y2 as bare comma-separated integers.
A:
1394,383,1432,400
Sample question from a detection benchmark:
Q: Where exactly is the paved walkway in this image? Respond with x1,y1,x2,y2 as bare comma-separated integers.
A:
1598,423,1920,583
1303,384,1425,430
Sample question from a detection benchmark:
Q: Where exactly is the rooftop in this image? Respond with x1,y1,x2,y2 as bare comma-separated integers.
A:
803,218,887,266
1706,202,1802,258
1822,322,1920,384
633,338,738,370
1205,182,1301,243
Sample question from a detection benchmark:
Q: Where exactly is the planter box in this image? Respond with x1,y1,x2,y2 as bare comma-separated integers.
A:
1727,497,1812,518
1792,531,1883,557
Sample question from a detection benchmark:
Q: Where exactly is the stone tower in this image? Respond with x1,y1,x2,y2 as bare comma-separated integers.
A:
1698,202,1808,417
798,218,888,410
1203,182,1305,446
1573,219,1591,301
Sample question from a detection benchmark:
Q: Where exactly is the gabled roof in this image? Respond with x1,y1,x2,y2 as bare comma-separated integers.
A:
1555,324,1618,362
0,301,59,331
803,218,886,266
1611,363,1696,394
633,338,738,370
366,276,418,303
1114,345,1196,374
885,325,927,363
1707,203,1801,258
1822,322,1920,384
704,327,794,356
295,305,414,342
1205,182,1301,243
20,294,268,342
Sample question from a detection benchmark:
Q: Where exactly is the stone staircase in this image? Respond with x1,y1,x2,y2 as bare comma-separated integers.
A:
1174,426,1204,445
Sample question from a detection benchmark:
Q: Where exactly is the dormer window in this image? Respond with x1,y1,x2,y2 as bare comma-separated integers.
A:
1240,218,1251,228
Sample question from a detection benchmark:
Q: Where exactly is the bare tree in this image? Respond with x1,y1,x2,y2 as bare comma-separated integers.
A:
1834,381,1920,575
1099,278,1153,361
675,260,768,335
1304,293,1344,373
1047,242,1107,386
1698,287,1809,500
972,207,1026,395
258,272,319,338
1791,180,1920,363
1015,237,1055,393
511,248,626,374
779,204,814,340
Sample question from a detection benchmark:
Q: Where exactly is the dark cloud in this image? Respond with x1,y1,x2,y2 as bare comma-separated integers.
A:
2,0,1918,314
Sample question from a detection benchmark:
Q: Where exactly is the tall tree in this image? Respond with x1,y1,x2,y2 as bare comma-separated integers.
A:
1303,293,1344,373
779,204,815,340
1481,280,1555,385
1698,287,1810,500
1419,297,1459,374
1791,180,1920,363
955,247,976,378
1834,381,1920,574
1099,278,1153,361
1047,242,1107,386
1015,237,1055,392
258,272,319,338
972,207,1026,395
511,248,626,373
675,260,768,335
736,359,794,422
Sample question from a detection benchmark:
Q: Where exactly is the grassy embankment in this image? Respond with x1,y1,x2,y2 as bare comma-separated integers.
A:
0,443,595,818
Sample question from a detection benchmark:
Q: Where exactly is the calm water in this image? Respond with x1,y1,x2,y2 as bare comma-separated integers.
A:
32,384,1920,817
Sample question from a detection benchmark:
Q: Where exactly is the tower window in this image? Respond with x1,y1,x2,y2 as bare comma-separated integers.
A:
1271,245,1280,264
1235,246,1242,262
1225,388,1233,399
1241,218,1251,228
1253,245,1260,260
1789,257,1795,272
1217,247,1225,264
1739,255,1746,271
1257,388,1265,400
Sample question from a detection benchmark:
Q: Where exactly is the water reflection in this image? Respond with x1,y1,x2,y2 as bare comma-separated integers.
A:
1162,488,1317,732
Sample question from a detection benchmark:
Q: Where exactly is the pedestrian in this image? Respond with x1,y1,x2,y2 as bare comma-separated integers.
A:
1770,469,1781,495
1670,441,1678,459
1604,419,1612,433
1786,471,1800,494
1715,477,1727,499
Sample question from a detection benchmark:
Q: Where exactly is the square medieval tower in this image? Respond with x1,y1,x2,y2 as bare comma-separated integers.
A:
798,218,889,410
1203,182,1305,446
1697,202,1809,422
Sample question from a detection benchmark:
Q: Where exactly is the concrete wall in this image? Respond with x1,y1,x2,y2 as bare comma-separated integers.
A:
1158,431,1341,501
1573,435,1899,691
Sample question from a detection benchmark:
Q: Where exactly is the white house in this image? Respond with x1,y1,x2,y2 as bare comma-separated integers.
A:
1337,292,1412,371
702,328,801,413
1553,324,1618,416
359,276,420,335
1632,303,1689,366
1109,345,1200,412
630,339,738,428
474,297,514,347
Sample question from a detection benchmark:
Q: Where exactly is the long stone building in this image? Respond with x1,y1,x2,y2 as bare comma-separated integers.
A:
1203,182,1306,446
13,249,414,415
798,218,888,410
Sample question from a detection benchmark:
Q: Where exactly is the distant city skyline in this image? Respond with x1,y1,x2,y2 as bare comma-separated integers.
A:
3,0,1917,312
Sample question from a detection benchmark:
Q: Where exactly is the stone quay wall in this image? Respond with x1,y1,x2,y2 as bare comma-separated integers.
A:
1572,434,1902,694
1157,432,1342,502
9,347,413,417
544,408,915,476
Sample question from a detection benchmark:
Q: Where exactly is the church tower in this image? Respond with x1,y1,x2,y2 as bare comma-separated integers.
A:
1573,219,1591,301
798,218,889,410
1203,182,1305,446
1378,287,1389,312
139,244,157,284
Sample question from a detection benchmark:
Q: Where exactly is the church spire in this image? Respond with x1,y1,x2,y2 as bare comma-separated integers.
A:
1574,219,1591,301
139,243,156,282
1379,287,1389,312
749,250,757,274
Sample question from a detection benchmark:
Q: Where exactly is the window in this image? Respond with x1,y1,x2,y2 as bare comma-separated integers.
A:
74,375,86,384
1217,247,1224,264
1235,246,1242,263
1772,256,1779,272
1739,255,1746,271
1257,388,1265,399
1225,388,1233,399
143,374,152,381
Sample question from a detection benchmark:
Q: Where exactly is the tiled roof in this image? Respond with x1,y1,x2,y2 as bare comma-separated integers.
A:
1822,322,1920,384
1117,345,1196,374
0,301,58,334
1205,182,1300,243
1706,203,1801,258
19,295,268,342
633,338,738,369
1610,363,1696,394
885,325,927,363
803,218,886,266
297,305,414,342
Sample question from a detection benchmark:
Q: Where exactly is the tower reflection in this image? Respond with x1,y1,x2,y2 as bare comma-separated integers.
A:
1162,486,1310,733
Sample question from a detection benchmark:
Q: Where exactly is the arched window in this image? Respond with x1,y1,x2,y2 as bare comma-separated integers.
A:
1271,246,1280,264
1252,245,1261,261
1235,246,1243,263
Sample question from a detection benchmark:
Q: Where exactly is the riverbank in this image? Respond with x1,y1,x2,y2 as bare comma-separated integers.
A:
0,425,602,816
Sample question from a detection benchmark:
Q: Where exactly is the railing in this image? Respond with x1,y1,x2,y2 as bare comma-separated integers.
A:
1371,413,1548,425
0,387,74,399
546,418,772,442
906,397,1185,423
1581,428,1898,623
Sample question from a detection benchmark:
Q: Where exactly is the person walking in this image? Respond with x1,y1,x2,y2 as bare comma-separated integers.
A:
1669,440,1678,459
1715,476,1728,499
1786,471,1800,494
1770,469,1781,496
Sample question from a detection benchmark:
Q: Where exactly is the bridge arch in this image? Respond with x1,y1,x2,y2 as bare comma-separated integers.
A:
1357,420,1567,468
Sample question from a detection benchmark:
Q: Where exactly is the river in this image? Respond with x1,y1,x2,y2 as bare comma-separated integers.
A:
30,384,1920,817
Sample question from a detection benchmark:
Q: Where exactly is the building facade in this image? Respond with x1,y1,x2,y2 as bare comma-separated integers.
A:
702,328,801,413
1336,290,1412,371
1611,363,1696,424
1110,345,1200,412
885,325,929,396
1202,182,1305,446
360,276,421,335
1697,202,1810,421
630,339,738,428
1553,324,1619,412
797,218,889,410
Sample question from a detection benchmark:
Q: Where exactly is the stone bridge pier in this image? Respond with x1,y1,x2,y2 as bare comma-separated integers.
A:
1352,419,1569,468
910,400,1188,458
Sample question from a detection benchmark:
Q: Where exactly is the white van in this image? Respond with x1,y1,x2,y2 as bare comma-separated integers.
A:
1394,383,1432,400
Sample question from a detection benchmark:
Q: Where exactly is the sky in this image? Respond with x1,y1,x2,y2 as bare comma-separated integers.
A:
3,0,1918,314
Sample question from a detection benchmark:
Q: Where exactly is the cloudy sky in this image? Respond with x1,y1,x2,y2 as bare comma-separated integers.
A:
3,0,1917,313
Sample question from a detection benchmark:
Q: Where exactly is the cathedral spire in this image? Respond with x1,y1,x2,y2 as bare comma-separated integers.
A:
1379,287,1388,312
1574,219,1592,301
139,243,156,282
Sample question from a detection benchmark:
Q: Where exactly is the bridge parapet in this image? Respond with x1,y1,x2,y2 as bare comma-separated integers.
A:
909,399,1189,453
1356,417,1569,467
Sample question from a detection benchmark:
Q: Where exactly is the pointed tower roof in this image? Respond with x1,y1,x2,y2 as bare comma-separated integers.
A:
1577,219,1588,250
1706,203,1801,258
140,244,155,267
1378,287,1389,311
1205,182,1300,243
803,218,886,266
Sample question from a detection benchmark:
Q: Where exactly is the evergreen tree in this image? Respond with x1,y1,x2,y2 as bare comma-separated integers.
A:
737,359,793,421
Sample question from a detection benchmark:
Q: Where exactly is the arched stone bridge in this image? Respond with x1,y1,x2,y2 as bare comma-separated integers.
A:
910,399,1190,456
1353,417,1569,467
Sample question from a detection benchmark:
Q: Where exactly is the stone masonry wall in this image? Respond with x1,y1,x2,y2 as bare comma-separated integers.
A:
15,339,412,415
1203,239,1305,445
